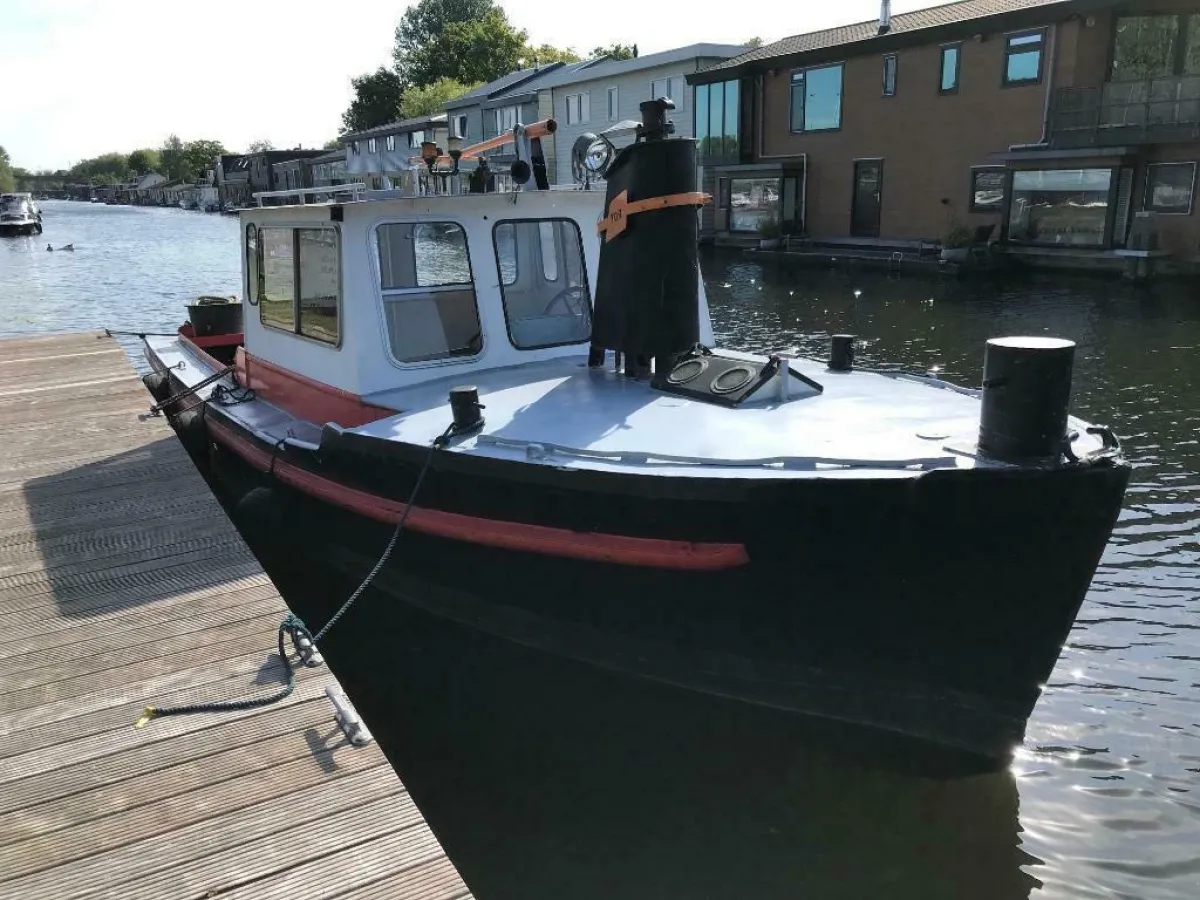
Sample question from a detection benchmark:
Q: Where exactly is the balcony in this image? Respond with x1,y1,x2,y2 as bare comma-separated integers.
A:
1050,75,1200,149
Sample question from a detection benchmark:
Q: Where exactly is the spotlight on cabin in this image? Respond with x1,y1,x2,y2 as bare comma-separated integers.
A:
510,159,532,185
571,133,616,186
447,136,464,174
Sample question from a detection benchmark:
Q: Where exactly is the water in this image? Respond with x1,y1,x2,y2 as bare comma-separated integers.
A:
5,202,1200,898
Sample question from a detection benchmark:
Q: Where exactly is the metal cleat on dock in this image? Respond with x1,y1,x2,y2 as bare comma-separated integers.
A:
326,686,374,746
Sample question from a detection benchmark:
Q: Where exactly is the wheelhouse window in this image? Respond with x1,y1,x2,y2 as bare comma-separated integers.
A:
1003,30,1045,86
245,224,259,306
257,226,341,344
695,80,739,161
1144,162,1196,214
970,166,1006,213
940,45,961,93
883,54,898,97
376,222,480,363
1007,169,1113,247
493,219,591,350
790,64,843,132
566,93,590,125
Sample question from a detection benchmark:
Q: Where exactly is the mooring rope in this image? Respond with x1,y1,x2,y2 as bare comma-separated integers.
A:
135,422,456,727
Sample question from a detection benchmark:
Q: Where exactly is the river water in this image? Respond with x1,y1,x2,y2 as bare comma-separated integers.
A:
4,201,1200,899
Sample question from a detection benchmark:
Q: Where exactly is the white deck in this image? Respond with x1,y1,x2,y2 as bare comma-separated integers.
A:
146,336,1108,480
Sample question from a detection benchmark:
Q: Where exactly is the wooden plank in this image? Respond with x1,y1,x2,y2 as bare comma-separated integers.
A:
0,333,468,900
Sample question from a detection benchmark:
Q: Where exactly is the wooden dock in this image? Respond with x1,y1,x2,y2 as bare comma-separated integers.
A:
0,332,471,900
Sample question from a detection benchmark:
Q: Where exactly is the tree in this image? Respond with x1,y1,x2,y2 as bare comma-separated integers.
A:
184,140,226,178
524,44,579,65
744,36,764,48
160,134,187,181
323,138,342,150
394,0,526,87
0,146,13,193
341,67,403,133
590,43,636,60
399,77,480,119
127,148,161,175
247,139,275,152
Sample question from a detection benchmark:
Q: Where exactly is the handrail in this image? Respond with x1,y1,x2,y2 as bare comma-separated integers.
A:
408,119,559,167
253,183,367,206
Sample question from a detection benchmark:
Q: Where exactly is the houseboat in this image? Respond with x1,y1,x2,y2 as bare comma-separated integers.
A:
0,193,42,236
140,102,1130,770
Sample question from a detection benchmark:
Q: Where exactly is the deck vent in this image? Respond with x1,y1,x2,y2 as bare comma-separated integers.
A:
655,346,822,408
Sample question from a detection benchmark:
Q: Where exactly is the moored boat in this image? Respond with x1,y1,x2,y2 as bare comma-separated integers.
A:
140,102,1130,771
0,193,42,236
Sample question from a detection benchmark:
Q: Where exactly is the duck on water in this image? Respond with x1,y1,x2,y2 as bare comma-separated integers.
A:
139,100,1130,772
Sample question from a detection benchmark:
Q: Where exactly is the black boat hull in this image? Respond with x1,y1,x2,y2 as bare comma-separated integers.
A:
185,399,1129,769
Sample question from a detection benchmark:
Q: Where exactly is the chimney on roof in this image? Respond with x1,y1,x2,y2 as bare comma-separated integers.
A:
878,0,892,34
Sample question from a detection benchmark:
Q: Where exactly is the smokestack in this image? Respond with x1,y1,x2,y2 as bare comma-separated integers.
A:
879,0,892,34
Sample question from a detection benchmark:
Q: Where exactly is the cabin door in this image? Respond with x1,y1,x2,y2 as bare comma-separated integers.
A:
851,160,883,238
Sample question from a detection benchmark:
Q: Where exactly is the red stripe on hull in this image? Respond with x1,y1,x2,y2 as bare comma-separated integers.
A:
204,416,749,572
233,348,395,428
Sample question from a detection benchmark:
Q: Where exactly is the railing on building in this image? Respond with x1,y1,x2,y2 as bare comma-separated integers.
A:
1050,74,1200,148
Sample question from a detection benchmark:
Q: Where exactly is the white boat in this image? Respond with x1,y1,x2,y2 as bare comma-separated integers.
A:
139,104,1130,771
0,193,42,236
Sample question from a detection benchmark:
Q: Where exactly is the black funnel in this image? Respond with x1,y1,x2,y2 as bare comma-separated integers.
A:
591,99,699,367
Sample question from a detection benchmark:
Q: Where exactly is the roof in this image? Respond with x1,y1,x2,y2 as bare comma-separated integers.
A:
341,113,448,141
313,149,346,164
444,62,569,109
694,0,1098,80
533,43,746,90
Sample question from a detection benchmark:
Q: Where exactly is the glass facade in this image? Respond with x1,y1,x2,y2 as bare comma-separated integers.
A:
1144,162,1196,214
1007,169,1113,247
694,80,739,160
728,177,779,232
1111,15,1200,80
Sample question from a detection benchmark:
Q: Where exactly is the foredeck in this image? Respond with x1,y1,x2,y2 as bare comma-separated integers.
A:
0,332,471,900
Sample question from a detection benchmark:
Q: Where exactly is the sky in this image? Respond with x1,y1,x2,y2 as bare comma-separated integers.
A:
1,0,941,171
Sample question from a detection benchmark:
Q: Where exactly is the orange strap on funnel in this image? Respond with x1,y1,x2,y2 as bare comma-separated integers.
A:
597,190,711,242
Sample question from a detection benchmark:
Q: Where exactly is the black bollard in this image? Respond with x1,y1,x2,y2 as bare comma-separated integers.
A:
977,336,1075,463
448,385,484,435
829,334,856,372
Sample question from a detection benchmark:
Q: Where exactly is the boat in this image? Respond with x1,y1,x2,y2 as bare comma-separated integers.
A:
139,102,1130,771
0,193,42,236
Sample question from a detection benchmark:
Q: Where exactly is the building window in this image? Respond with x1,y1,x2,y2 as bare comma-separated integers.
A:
566,92,590,125
493,219,591,350
257,227,340,344
1144,162,1196,214
385,135,395,151
790,64,843,132
1111,14,1200,80
970,166,1006,212
729,178,779,232
367,138,377,153
494,106,520,133
940,44,961,93
651,76,685,109
695,81,739,160
351,142,359,155
407,130,426,149
375,222,480,363
454,114,468,139
607,86,619,121
1008,168,1113,247
717,178,731,208
883,54,898,97
1003,30,1045,86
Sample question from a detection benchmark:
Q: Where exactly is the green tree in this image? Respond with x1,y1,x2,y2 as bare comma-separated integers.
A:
323,138,342,150
525,44,579,65
127,148,161,175
399,77,480,119
744,36,764,48
394,0,526,87
0,146,13,192
160,134,187,180
341,67,403,133
247,139,275,152
184,140,226,178
590,43,636,60
70,152,129,181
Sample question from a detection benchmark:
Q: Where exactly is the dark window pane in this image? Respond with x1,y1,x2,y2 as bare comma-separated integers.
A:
1006,50,1041,83
709,82,723,155
804,64,842,130
1186,15,1200,75
971,168,1006,212
1145,163,1196,214
883,55,897,96
696,84,709,144
1111,16,1178,80
729,178,779,232
724,81,739,158
1008,169,1112,246
297,229,339,344
941,46,959,91
790,72,804,131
